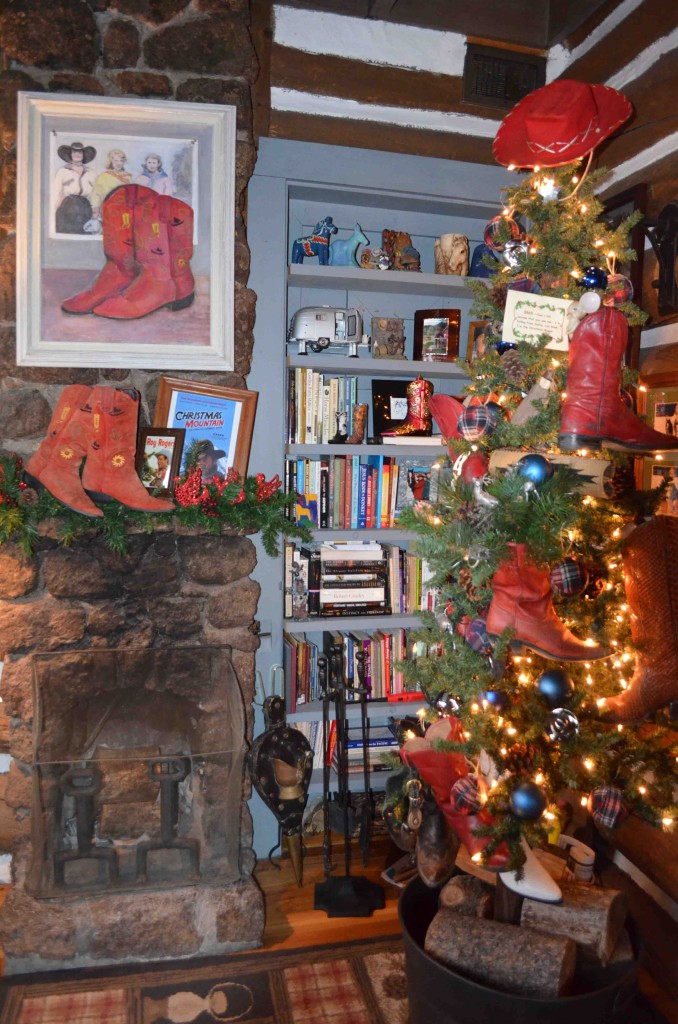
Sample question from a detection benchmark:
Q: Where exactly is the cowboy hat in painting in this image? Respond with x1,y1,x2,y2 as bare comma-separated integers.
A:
57,141,97,164
493,80,633,168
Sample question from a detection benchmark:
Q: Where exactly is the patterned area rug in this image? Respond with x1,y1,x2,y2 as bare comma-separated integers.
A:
0,936,408,1024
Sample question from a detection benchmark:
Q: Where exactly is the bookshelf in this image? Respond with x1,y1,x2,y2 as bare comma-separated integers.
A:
246,138,515,856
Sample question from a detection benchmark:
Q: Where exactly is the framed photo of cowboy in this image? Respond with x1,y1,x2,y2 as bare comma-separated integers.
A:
465,320,491,363
16,93,236,370
135,427,185,497
154,377,258,480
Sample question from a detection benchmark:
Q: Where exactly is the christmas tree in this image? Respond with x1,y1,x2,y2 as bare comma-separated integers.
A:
391,81,678,895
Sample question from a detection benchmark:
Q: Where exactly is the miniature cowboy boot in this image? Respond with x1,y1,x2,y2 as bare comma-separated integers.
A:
381,377,433,437
346,404,368,444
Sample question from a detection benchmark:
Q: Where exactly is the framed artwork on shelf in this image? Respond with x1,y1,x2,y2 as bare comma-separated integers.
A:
465,319,491,363
413,308,460,362
16,92,236,370
371,379,409,436
602,184,647,368
640,456,678,515
154,377,258,479
635,378,678,495
135,428,184,496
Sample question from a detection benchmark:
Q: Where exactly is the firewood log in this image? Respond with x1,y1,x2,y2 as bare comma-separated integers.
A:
439,874,493,918
521,881,627,965
425,908,577,998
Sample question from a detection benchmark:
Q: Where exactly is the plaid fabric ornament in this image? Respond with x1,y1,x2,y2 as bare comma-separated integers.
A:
588,785,630,829
464,617,493,654
450,775,483,814
550,557,589,597
457,405,498,442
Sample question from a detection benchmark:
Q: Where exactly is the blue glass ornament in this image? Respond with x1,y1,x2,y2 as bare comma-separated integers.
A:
509,781,547,821
581,265,608,290
495,340,517,356
470,243,499,278
485,401,505,418
484,690,508,710
516,453,554,486
537,669,574,707
545,707,579,742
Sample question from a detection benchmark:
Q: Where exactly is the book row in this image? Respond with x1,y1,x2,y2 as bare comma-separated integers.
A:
284,540,437,620
286,455,448,530
287,368,361,445
293,719,400,773
282,625,440,711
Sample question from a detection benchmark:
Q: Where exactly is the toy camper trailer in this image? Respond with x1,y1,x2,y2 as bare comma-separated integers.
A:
288,306,364,356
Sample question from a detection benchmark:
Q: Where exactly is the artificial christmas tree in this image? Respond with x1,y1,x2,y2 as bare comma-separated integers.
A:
388,79,677,905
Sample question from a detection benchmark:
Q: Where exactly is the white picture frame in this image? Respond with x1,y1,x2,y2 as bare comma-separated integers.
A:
502,290,571,351
16,93,236,370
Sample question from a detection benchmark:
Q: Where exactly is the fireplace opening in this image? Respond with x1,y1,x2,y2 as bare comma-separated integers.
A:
27,647,247,898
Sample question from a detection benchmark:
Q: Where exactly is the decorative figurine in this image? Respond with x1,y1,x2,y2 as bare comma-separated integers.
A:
291,215,337,265
382,229,421,272
434,234,469,276
360,247,391,271
469,242,499,278
381,376,433,436
371,316,406,359
329,223,369,267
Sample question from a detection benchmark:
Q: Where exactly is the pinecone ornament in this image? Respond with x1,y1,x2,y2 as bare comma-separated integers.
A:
500,347,526,385
503,742,538,774
458,567,481,602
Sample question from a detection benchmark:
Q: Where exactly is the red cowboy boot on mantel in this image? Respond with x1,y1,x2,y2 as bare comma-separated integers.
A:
559,307,678,453
81,388,174,513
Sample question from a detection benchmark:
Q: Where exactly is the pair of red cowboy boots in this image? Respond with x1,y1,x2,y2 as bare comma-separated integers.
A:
61,185,194,320
25,384,174,517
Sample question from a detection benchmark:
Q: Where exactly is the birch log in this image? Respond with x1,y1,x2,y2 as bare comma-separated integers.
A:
521,881,627,965
425,909,577,998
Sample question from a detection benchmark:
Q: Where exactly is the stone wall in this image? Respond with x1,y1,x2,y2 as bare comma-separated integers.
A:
0,0,266,968
0,0,258,444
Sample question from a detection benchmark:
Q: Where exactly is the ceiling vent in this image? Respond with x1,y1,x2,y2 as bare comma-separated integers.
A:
463,43,546,110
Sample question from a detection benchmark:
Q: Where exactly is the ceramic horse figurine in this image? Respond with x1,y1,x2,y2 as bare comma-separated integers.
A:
329,223,369,268
291,216,337,265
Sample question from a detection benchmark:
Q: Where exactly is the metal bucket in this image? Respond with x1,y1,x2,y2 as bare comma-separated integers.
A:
399,878,638,1024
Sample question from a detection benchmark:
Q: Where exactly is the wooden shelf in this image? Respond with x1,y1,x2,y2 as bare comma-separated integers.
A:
288,262,479,298
286,353,470,381
286,441,447,457
284,612,423,631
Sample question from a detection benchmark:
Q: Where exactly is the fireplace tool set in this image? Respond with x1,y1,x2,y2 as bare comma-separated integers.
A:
314,645,385,917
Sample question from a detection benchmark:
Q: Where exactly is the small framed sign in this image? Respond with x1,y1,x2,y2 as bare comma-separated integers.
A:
371,379,409,436
136,428,185,496
502,291,571,350
413,308,461,362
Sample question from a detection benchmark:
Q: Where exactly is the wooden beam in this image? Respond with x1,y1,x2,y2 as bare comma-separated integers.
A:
560,0,678,86
269,108,496,163
270,45,507,121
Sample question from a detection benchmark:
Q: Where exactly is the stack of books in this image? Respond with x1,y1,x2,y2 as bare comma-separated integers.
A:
338,725,400,774
319,541,389,618
287,369,360,445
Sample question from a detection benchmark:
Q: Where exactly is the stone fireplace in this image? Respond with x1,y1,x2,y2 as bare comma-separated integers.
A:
0,530,264,973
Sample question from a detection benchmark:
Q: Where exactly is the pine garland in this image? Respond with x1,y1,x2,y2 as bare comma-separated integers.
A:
0,453,310,558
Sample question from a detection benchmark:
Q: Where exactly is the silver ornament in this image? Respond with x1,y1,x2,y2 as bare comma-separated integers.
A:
498,240,529,269
472,477,499,507
545,707,579,742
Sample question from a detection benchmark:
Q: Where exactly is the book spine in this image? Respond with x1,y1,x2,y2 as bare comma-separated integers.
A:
319,460,330,528
343,457,353,530
294,368,302,444
350,455,360,529
286,369,295,446
320,587,386,603
357,463,369,529
321,383,331,445
305,547,321,617
305,369,314,443
320,604,389,617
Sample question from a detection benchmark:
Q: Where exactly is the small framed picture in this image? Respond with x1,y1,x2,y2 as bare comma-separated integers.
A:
136,428,184,496
371,379,409,436
637,384,678,440
466,319,491,363
413,308,460,362
154,377,258,479
641,457,678,515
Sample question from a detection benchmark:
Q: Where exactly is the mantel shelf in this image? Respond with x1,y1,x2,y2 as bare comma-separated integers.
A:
288,263,478,298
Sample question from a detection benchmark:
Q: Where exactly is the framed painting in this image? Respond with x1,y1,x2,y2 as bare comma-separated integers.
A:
635,377,678,493
413,308,460,362
154,377,258,479
16,93,236,370
135,427,184,497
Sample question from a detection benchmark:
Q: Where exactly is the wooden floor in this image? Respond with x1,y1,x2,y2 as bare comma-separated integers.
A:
253,833,403,951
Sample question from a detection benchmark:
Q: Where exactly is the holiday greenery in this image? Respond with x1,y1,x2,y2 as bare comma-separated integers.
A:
394,160,677,871
0,450,310,558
